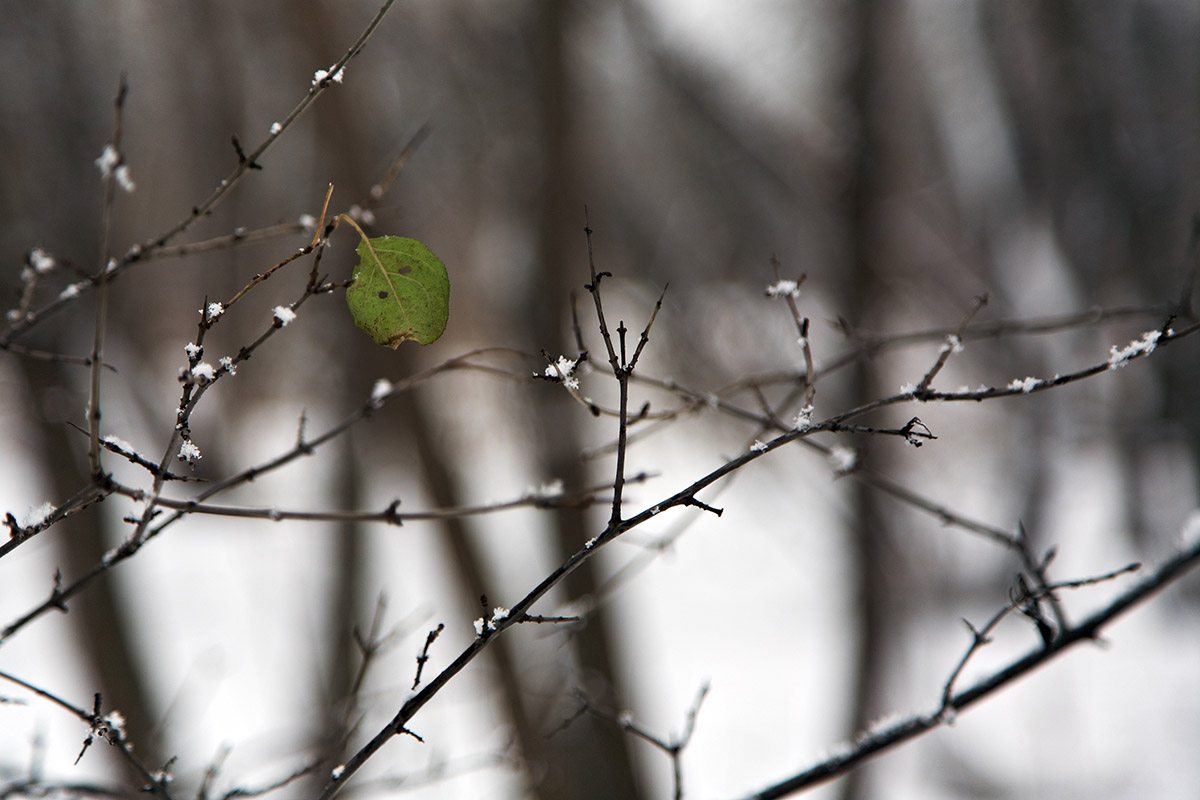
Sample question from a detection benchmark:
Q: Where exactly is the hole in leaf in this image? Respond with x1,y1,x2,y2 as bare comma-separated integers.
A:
378,291,389,299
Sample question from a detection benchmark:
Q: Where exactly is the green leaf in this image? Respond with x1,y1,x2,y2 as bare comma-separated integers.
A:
346,236,449,347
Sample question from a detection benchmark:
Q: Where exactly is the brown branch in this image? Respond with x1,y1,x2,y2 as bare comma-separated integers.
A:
737,538,1200,799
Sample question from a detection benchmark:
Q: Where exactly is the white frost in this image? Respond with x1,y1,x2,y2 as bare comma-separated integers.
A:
29,248,56,273
331,765,345,781
312,63,346,86
103,710,125,734
1108,329,1163,369
114,164,135,193
101,434,134,453
370,378,393,404
184,342,202,360
178,440,202,464
829,445,858,475
59,282,86,300
751,440,768,453
298,213,316,232
206,302,224,321
190,362,216,382
1007,376,1042,393
270,121,283,135
543,355,580,390
766,279,801,299
475,608,510,636
94,144,119,177
23,501,56,527
95,145,134,191
272,305,297,326
218,356,236,375
793,404,814,431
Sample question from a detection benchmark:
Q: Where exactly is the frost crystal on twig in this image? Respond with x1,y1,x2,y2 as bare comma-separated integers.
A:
1107,329,1165,369
22,502,56,528
543,355,580,390
190,363,216,383
272,306,297,326
101,434,134,453
94,144,135,192
312,64,346,87
1007,376,1043,393
370,378,393,405
29,248,56,273
178,440,202,465
94,144,119,178
766,279,801,299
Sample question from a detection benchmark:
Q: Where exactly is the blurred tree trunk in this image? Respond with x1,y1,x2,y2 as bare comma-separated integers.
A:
512,2,643,798
840,1,901,798
984,2,1200,563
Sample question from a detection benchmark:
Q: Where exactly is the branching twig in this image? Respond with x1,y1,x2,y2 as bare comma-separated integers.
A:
564,682,710,800
739,545,1190,800
0,673,172,798
0,0,399,350
87,75,128,481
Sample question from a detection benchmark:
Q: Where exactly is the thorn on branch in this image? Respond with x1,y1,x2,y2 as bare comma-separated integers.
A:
683,496,723,517
231,135,262,170
383,499,403,526
961,617,991,646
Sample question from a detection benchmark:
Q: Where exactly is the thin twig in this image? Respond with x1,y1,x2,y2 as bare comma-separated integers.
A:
740,542,1196,800
87,75,128,480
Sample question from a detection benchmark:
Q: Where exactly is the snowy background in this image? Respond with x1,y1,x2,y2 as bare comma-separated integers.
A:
2,2,1200,799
